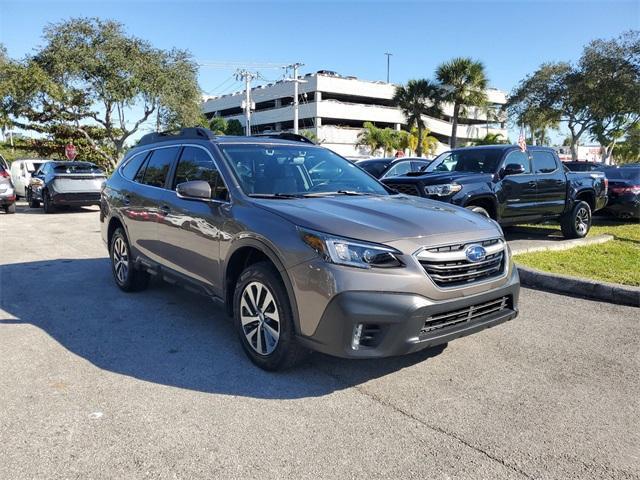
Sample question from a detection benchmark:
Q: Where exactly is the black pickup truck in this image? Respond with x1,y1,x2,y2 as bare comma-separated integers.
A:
383,145,608,238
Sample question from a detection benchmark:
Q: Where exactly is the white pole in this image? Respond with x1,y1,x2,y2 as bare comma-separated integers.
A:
244,73,251,136
293,63,299,134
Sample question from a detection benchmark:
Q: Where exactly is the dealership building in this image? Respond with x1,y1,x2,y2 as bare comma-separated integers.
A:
201,71,508,158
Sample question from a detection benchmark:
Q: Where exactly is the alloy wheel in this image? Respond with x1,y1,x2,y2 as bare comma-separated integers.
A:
112,237,129,284
240,281,280,355
575,207,590,236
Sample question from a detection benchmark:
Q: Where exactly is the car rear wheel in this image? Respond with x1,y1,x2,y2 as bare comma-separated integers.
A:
110,228,150,292
465,205,491,218
233,262,307,371
561,201,591,239
42,190,55,214
4,203,15,214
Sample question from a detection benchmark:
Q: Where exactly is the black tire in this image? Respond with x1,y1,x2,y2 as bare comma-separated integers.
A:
465,205,491,218
4,203,16,214
560,201,591,239
42,190,55,214
109,228,150,292
27,189,40,208
233,261,308,371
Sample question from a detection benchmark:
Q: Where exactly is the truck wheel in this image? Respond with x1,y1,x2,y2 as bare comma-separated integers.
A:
561,201,591,239
233,261,308,371
42,191,55,214
110,228,150,292
465,205,491,218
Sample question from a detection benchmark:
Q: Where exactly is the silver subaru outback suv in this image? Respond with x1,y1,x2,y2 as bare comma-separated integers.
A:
101,128,519,370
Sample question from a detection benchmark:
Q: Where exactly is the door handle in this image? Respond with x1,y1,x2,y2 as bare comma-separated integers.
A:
159,205,170,215
528,181,536,187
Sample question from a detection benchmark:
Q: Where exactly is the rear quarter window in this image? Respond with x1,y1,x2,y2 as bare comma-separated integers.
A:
121,153,149,181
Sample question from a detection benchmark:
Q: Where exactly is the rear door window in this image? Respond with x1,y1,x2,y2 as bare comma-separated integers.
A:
121,152,149,181
139,147,179,188
532,151,559,174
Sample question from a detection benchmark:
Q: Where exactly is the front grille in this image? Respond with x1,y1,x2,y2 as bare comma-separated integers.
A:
420,296,511,335
390,183,420,196
416,239,506,288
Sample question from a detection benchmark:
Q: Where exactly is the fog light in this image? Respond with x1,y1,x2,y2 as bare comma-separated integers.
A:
351,323,363,350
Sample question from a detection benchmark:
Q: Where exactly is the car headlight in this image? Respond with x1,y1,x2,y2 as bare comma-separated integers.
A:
424,183,462,196
300,228,403,269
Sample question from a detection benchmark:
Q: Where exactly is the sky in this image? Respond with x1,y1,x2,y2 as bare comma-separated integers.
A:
1,0,638,140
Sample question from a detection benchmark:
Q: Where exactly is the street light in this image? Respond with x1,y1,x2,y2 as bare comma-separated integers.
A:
385,53,393,83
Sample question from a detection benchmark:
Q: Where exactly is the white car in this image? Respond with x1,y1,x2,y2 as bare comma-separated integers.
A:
9,159,51,197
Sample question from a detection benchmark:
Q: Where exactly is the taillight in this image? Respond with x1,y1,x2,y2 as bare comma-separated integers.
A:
0,170,9,178
611,185,640,195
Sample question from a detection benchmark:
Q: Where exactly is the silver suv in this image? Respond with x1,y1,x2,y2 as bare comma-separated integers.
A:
101,128,519,370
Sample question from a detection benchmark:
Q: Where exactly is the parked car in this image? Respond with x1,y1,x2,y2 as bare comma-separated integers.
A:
101,128,519,370
563,161,606,172
9,159,50,197
383,145,608,239
27,161,106,213
0,162,16,214
600,166,640,220
356,157,431,179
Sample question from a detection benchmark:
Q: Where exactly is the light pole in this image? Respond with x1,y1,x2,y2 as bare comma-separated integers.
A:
384,52,393,83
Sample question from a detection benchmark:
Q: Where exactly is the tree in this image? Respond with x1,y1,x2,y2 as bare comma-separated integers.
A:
209,116,227,135
393,79,443,156
356,122,384,156
225,119,244,136
436,58,488,148
300,130,319,143
581,31,640,162
472,133,508,146
1,18,202,169
613,123,640,164
407,127,439,156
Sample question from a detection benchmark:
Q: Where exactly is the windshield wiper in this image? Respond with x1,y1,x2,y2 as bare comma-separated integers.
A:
302,190,374,197
248,193,304,199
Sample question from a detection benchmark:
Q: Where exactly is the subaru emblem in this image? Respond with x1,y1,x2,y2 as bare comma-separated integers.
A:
465,245,487,262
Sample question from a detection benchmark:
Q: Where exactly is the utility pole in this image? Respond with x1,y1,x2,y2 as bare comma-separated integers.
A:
384,53,393,83
235,69,257,135
285,63,305,134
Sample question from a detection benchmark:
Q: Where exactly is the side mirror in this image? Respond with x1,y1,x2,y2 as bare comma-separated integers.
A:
176,180,211,201
503,163,526,176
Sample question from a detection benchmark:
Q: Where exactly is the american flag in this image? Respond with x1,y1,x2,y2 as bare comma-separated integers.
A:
518,128,527,152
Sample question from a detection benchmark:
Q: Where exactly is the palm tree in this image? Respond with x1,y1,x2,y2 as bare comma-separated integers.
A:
436,58,488,148
356,122,384,156
408,127,439,156
472,133,507,146
393,79,443,156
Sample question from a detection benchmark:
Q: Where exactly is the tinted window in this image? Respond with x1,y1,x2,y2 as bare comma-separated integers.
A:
382,161,413,179
174,147,229,201
357,160,391,178
52,163,103,174
604,167,640,181
140,147,178,188
503,150,532,174
427,149,504,174
532,151,558,174
121,153,148,181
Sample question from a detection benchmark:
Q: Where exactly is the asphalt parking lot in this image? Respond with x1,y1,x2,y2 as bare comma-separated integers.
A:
1,202,638,480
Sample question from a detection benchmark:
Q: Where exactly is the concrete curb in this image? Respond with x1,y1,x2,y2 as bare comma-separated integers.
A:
510,234,614,255
516,264,640,308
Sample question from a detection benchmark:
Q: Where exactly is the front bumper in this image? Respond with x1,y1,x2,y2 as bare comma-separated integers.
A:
297,267,520,358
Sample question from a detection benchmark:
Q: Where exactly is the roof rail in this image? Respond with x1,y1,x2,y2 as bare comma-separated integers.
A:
137,127,216,146
253,132,315,144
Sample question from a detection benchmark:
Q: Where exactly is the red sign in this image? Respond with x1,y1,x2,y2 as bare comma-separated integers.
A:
65,143,77,160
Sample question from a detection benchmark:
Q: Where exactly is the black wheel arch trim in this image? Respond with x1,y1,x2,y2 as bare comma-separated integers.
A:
224,235,303,335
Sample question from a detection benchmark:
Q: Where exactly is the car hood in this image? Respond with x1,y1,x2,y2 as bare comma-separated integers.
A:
385,171,495,185
251,194,500,244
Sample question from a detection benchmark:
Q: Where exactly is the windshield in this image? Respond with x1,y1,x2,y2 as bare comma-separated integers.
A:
219,144,389,197
426,149,504,174
53,163,104,174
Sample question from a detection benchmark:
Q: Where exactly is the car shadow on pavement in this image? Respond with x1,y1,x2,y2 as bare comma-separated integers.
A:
14,202,99,215
0,258,445,400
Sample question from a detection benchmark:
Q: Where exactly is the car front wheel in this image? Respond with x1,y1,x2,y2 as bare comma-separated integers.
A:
561,201,591,239
233,262,307,371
